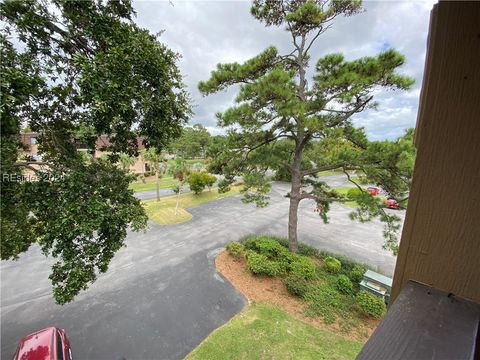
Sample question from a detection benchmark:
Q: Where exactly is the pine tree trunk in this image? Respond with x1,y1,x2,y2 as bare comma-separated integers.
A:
288,149,303,252
288,195,300,252
287,34,307,253
155,170,160,202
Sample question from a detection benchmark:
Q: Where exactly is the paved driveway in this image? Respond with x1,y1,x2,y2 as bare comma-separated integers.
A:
135,173,357,201
1,180,403,359
134,185,190,201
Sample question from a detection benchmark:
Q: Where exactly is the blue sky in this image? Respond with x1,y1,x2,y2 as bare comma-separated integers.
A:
133,0,438,141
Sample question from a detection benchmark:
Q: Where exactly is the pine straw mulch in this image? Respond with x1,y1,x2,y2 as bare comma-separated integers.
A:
215,250,380,343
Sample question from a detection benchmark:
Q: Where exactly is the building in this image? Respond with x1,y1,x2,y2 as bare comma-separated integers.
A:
19,132,151,174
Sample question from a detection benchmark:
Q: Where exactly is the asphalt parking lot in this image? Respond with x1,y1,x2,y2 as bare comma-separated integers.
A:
1,178,403,359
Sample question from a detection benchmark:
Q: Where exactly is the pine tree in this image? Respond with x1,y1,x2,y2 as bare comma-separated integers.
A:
199,0,414,252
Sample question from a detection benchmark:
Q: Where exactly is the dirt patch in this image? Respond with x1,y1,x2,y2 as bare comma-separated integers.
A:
216,250,379,342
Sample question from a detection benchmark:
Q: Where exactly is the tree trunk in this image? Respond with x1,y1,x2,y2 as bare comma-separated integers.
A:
175,190,180,216
287,34,307,253
288,148,303,252
155,170,160,202
175,183,183,216
288,195,300,252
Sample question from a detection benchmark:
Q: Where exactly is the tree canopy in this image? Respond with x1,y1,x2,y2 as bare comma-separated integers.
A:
199,0,414,253
0,0,190,304
169,123,211,159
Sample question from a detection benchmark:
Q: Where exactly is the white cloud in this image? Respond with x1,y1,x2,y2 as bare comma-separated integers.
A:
133,0,437,140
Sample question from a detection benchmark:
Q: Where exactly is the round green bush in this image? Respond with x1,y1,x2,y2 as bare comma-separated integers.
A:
349,265,366,284
245,250,278,277
346,187,363,199
284,275,310,298
225,241,244,260
203,173,216,189
290,255,316,279
243,236,289,259
257,239,288,258
336,274,353,294
356,290,386,318
324,256,341,273
187,171,208,194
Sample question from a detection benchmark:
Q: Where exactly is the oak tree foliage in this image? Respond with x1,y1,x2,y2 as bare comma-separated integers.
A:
1,0,190,304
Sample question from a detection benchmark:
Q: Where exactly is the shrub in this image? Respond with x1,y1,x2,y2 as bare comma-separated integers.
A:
203,173,216,191
318,251,361,274
243,236,288,259
336,275,353,294
290,255,316,279
245,250,278,276
284,275,310,298
275,237,290,249
356,291,386,318
257,239,288,258
324,256,341,273
245,235,322,258
226,242,244,260
275,237,320,257
348,265,366,284
251,235,321,258
187,171,207,194
346,187,363,199
276,251,296,275
242,235,260,250
297,243,320,257
304,283,341,323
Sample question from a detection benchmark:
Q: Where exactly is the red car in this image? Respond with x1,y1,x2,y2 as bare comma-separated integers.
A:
13,327,72,360
367,187,381,196
386,198,399,209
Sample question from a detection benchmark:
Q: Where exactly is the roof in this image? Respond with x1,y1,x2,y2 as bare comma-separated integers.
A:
357,281,480,360
95,135,146,150
19,132,146,151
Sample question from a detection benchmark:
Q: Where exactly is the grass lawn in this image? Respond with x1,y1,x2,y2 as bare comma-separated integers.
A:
129,159,208,192
317,169,341,177
143,185,242,225
333,187,358,206
129,176,178,192
186,302,363,360
317,170,366,180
